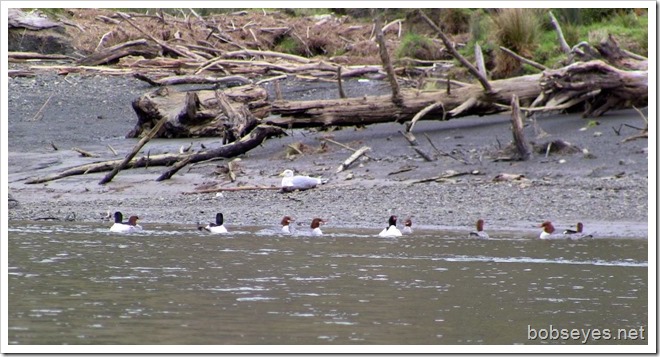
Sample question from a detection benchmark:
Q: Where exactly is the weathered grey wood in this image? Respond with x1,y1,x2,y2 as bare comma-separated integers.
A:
418,10,492,93
26,125,286,184
510,94,532,160
549,11,571,55
129,84,269,138
98,115,168,185
375,18,402,106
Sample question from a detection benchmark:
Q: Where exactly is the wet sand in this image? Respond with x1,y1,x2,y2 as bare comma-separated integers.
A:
7,71,649,238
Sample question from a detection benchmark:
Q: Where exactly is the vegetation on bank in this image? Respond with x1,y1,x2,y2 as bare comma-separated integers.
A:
29,7,648,79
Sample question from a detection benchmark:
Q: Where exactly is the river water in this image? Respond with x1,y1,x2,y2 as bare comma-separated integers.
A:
7,221,648,346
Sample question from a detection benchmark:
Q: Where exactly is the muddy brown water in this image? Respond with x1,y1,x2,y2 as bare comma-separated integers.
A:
8,221,647,346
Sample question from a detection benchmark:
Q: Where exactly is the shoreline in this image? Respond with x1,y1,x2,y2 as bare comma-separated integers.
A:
7,72,649,239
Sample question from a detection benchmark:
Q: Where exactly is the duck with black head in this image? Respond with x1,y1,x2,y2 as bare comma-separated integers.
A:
201,213,228,234
379,215,402,237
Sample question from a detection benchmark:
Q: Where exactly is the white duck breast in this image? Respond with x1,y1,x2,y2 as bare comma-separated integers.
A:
280,169,327,191
205,213,228,234
110,212,141,233
110,223,135,233
281,216,295,234
402,218,413,234
310,218,325,236
379,215,402,237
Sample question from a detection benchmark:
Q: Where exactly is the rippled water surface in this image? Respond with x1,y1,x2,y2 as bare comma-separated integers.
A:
8,222,648,345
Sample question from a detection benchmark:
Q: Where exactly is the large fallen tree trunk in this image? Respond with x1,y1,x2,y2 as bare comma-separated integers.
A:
25,124,286,184
267,73,540,128
129,60,646,135
265,59,646,128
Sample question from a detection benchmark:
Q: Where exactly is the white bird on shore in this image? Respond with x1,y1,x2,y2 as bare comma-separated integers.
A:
402,217,413,234
110,211,142,233
311,218,326,236
281,216,295,234
280,169,327,192
201,213,228,234
379,215,402,237
469,219,489,239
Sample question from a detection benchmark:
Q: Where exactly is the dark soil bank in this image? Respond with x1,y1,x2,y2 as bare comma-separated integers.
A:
7,72,649,238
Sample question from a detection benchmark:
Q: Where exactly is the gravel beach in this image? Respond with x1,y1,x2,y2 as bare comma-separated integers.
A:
7,70,649,238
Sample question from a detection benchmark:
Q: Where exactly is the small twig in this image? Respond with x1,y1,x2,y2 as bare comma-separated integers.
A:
30,93,53,121
72,147,99,158
400,131,433,162
107,144,118,156
545,142,553,158
321,137,376,161
623,123,646,131
388,167,414,175
336,146,371,173
423,133,470,165
50,141,58,151
499,46,547,71
183,185,281,195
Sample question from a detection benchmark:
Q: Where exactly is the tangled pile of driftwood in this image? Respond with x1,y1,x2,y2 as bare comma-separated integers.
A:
14,9,648,186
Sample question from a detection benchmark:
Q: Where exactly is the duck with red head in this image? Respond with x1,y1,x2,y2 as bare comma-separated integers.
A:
469,219,489,239
563,222,593,239
311,218,326,236
379,215,402,237
281,216,295,234
402,218,413,234
539,221,569,239
110,211,142,232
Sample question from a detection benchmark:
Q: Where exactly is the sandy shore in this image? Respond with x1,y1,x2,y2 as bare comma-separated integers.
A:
7,71,649,238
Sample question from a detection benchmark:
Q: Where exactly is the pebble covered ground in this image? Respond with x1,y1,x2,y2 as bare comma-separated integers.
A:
7,69,649,238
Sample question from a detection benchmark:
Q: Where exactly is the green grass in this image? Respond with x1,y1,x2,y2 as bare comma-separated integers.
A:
532,11,649,67
396,32,434,60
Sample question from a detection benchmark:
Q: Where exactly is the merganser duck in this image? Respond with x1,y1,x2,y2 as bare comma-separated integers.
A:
469,219,489,239
311,218,325,236
109,211,142,232
281,216,295,234
379,215,402,237
402,218,413,234
202,213,228,234
563,222,593,239
280,169,327,192
539,221,568,240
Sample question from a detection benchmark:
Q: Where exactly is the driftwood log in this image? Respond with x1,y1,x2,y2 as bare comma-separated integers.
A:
25,125,285,184
265,59,647,129
128,84,270,140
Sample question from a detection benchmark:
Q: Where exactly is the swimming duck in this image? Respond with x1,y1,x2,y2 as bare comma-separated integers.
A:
563,222,593,239
280,169,327,192
469,219,489,239
539,221,567,239
379,215,402,237
281,216,295,234
402,217,413,234
109,211,142,232
311,218,326,236
202,213,228,234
